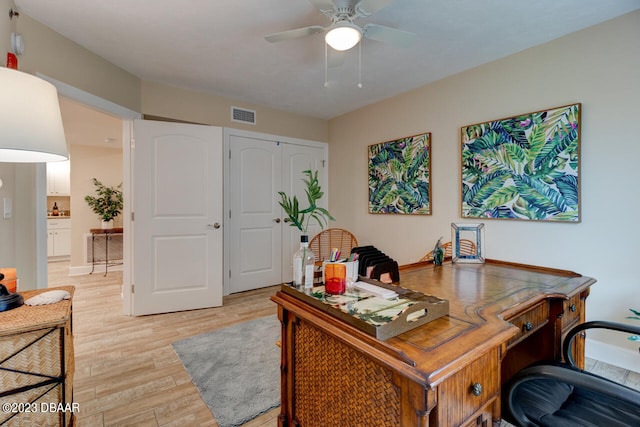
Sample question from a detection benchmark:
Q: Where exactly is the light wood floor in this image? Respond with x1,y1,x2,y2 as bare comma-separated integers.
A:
48,261,280,426
48,261,640,426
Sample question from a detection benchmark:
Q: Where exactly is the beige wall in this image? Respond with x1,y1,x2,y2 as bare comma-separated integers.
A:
15,14,142,113
328,11,640,365
141,81,328,142
0,163,16,266
0,0,11,54
69,145,123,268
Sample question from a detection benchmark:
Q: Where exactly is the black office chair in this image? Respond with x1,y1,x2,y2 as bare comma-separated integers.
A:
504,321,640,427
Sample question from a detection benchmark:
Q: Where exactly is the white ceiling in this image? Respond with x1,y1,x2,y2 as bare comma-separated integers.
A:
15,0,640,122
58,97,123,149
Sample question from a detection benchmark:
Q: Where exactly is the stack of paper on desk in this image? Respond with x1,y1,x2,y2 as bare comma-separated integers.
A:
353,281,398,299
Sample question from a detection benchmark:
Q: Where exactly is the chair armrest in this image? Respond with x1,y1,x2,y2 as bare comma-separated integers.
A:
563,320,640,366
506,362,640,427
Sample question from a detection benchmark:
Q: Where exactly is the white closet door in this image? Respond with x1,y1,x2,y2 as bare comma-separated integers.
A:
228,135,326,293
280,143,327,283
229,135,283,293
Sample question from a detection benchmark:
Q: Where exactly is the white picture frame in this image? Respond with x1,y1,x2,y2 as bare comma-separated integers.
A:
451,223,485,263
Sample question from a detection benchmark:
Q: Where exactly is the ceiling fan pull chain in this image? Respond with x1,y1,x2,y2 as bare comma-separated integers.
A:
357,41,363,88
324,42,329,88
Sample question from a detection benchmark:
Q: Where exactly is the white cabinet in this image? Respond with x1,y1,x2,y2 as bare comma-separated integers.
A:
47,160,71,196
48,218,71,257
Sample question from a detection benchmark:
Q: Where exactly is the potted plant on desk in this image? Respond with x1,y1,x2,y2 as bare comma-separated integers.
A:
84,178,123,229
278,169,334,288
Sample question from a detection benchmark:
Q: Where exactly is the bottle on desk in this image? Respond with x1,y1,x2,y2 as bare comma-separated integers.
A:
293,235,315,290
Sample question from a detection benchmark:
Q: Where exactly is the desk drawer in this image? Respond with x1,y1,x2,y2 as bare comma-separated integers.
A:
507,301,549,348
438,348,500,426
562,294,581,327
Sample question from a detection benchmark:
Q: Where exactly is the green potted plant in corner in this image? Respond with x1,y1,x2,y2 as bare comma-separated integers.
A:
278,169,334,289
84,178,123,229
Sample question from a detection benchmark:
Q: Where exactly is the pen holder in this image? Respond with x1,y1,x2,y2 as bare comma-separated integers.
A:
322,260,359,287
324,263,346,295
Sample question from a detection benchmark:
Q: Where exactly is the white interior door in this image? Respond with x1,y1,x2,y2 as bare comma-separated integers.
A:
228,135,282,293
280,143,327,283
132,120,223,315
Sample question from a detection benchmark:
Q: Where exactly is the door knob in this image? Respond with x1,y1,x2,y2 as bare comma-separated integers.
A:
208,223,221,229
274,218,281,223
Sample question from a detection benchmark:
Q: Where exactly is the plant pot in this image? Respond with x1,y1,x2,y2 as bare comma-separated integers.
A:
101,220,113,230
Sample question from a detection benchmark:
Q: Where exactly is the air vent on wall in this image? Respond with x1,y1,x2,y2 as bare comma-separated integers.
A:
231,107,256,125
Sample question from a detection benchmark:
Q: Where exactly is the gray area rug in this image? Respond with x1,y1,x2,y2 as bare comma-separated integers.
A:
172,315,280,427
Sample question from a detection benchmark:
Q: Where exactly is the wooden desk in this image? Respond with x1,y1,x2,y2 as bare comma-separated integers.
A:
271,260,595,427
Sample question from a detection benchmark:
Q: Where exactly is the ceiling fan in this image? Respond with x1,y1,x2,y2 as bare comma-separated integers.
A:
264,0,416,52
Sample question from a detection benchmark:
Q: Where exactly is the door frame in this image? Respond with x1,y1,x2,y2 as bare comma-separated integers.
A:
38,74,141,315
223,128,328,295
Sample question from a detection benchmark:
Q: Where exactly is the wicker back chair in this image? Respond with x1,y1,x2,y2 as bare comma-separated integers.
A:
420,239,477,262
309,228,358,263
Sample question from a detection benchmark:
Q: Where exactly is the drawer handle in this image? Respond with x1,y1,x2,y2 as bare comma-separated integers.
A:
523,322,533,332
471,382,483,397
569,304,577,312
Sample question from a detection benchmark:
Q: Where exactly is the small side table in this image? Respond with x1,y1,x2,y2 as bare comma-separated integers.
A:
90,228,124,276
0,286,75,426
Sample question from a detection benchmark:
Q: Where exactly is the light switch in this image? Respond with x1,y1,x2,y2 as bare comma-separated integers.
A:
4,197,12,219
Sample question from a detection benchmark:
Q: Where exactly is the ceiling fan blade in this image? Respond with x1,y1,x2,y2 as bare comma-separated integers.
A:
356,0,394,15
363,23,416,48
265,26,325,43
307,0,335,11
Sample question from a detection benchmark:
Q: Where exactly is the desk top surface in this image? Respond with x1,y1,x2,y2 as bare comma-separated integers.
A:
272,259,596,385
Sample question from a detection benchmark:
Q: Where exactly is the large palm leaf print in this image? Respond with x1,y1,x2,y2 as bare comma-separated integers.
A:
369,133,431,214
461,104,580,222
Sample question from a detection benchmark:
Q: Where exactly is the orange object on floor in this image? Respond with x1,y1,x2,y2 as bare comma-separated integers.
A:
0,268,17,293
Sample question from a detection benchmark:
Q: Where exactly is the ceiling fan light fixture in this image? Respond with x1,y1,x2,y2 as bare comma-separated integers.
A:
325,21,362,51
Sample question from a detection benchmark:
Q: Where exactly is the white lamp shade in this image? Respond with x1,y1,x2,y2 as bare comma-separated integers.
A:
0,67,68,162
325,22,362,51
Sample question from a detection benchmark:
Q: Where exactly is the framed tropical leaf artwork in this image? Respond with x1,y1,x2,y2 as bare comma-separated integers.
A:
368,132,431,214
461,103,581,222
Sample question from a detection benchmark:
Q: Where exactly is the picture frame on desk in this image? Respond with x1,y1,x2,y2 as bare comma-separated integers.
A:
451,223,485,263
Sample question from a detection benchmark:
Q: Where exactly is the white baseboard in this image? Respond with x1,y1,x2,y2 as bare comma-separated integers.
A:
586,338,640,373
69,264,123,276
